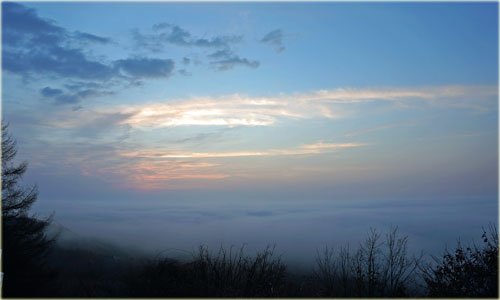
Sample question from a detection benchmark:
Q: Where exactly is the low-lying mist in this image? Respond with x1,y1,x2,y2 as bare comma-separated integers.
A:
35,190,497,270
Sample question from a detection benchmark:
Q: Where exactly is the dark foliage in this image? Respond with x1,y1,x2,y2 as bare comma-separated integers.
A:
123,257,196,297
189,245,287,297
44,246,131,297
123,245,288,297
1,123,55,297
422,224,498,297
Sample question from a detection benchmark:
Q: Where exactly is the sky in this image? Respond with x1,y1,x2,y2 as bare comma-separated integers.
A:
1,2,498,265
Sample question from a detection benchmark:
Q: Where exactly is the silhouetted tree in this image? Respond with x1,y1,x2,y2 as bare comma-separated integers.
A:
190,244,287,297
422,224,498,297
315,227,422,297
2,123,54,297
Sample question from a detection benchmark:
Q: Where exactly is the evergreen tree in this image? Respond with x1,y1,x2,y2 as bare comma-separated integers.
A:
2,123,54,297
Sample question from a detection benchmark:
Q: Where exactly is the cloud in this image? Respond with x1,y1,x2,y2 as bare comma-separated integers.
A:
64,81,106,92
151,23,190,46
119,97,286,128
40,87,64,97
119,142,365,159
37,140,229,189
2,2,65,46
208,49,260,71
114,58,175,78
133,23,259,71
2,3,111,46
210,56,260,71
40,86,114,105
41,110,130,132
19,84,497,190
73,31,112,44
21,99,363,189
110,85,496,129
151,22,243,48
2,3,115,80
298,86,481,102
39,84,495,127
130,29,163,53
3,45,115,81
261,29,285,52
70,112,133,139
101,160,228,190
2,3,180,105
208,49,233,60
132,23,243,53
110,141,364,190
3,3,262,104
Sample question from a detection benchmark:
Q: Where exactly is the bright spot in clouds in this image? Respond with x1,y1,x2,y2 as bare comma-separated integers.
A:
45,85,496,131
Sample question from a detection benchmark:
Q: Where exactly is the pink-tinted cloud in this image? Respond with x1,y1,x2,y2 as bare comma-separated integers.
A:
115,85,496,129
119,142,365,159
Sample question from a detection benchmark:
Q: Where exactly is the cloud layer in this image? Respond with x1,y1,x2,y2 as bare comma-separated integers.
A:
112,85,497,129
28,84,495,190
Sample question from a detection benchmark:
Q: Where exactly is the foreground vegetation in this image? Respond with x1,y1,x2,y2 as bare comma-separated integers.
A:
2,123,498,298
4,224,498,298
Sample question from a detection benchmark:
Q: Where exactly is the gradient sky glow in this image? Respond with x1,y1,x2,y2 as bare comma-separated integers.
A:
2,2,498,264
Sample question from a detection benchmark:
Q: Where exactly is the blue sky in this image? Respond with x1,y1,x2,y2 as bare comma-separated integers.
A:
2,2,498,261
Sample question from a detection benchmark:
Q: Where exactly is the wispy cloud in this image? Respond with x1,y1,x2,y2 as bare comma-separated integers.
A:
210,56,260,71
292,85,497,103
37,84,496,132
114,57,175,79
134,22,243,50
73,31,112,44
111,141,364,189
261,29,285,53
90,159,228,190
40,86,115,105
118,96,291,128
132,23,260,71
119,142,365,159
208,49,260,71
111,85,496,129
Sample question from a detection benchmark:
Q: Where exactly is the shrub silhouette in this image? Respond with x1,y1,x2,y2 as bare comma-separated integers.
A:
189,244,287,297
422,224,498,297
1,123,55,297
314,227,422,297
123,244,288,297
